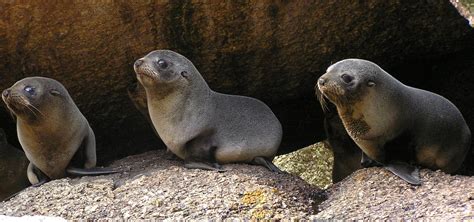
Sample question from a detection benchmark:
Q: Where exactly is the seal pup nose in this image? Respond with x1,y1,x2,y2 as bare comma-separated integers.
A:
318,78,326,86
2,89,10,98
134,59,144,68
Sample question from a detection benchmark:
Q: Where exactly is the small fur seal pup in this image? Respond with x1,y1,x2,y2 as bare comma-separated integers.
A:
134,50,283,172
2,77,118,186
317,59,471,185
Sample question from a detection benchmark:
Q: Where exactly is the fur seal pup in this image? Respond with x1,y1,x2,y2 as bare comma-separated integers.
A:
317,59,471,185
134,50,283,172
0,128,30,201
2,77,118,186
315,89,362,183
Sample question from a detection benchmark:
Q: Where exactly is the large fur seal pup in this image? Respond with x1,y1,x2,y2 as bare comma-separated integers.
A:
0,128,29,201
133,50,283,172
317,59,471,185
2,77,117,186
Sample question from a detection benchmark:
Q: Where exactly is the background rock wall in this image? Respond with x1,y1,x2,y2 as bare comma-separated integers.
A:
0,1,473,164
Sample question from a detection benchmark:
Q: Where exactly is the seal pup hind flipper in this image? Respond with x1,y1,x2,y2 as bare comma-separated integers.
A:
384,162,421,185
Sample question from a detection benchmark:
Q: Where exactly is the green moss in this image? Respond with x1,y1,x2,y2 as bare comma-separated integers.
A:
274,142,333,189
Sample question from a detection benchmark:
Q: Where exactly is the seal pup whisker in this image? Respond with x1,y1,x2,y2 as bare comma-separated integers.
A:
25,103,45,118
8,95,44,119
314,84,329,113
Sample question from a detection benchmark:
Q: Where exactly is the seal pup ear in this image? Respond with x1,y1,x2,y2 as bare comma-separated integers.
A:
180,71,190,79
50,90,61,96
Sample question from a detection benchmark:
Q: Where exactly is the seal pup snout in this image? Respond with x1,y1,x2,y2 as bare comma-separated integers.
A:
134,58,144,68
318,77,326,86
134,61,159,81
2,89,10,98
1,87,38,118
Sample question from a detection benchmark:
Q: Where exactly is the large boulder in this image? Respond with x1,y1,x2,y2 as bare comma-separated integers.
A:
0,150,472,220
0,150,320,220
0,1,473,163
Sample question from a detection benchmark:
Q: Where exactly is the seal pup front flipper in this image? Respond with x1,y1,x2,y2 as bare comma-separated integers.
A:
66,166,120,176
184,161,226,172
66,127,120,176
27,163,49,187
183,136,226,172
384,162,421,185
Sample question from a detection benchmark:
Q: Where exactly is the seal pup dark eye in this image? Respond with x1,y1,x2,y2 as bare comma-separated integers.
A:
157,59,168,69
50,90,61,96
24,86,35,95
341,74,354,83
367,81,375,87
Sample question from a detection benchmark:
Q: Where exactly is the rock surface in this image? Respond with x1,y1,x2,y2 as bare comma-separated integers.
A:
1,149,472,220
0,150,320,220
452,0,474,26
316,168,474,220
0,215,65,222
1,1,473,162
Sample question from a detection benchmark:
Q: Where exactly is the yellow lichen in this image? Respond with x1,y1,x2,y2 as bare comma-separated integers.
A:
250,208,271,219
241,189,266,206
273,142,334,189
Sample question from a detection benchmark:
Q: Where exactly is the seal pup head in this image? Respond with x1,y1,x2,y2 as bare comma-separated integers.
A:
2,77,70,122
133,50,207,96
316,59,380,107
316,59,393,139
